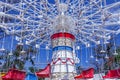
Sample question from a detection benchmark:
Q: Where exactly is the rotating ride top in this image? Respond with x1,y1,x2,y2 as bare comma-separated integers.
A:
0,0,120,80
50,3,80,79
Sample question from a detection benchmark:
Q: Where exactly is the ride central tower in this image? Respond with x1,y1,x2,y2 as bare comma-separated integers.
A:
50,3,78,80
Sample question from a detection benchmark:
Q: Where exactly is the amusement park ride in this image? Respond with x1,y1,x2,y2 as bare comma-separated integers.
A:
0,0,120,80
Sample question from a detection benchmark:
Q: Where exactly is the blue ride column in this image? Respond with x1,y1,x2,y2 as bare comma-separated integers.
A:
51,32,76,80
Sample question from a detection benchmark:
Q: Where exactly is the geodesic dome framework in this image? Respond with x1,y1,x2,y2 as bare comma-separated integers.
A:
0,0,120,46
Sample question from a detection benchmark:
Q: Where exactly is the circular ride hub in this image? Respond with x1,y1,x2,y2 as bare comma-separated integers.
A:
50,4,78,79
